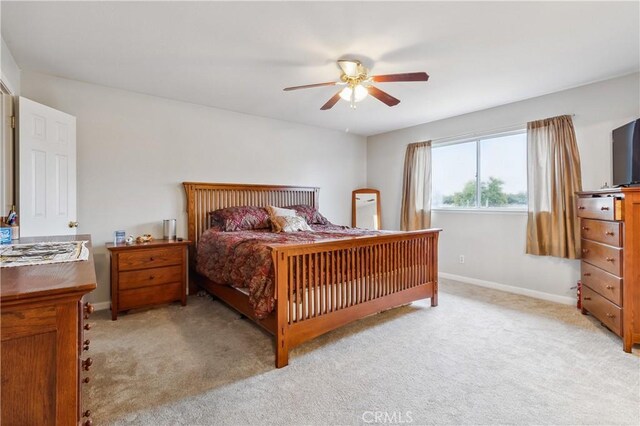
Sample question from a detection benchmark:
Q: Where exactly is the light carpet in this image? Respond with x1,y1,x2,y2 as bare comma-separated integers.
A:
86,279,640,425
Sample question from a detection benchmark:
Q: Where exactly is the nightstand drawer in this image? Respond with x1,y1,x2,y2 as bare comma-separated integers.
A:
118,247,182,271
581,239,622,276
119,282,183,310
119,265,183,290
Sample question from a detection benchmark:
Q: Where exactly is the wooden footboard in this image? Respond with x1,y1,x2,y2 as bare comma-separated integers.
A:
270,229,440,367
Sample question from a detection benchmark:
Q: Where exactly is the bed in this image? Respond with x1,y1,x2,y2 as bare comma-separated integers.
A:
184,182,441,367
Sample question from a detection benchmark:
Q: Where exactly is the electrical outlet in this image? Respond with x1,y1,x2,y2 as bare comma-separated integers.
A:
459,255,465,264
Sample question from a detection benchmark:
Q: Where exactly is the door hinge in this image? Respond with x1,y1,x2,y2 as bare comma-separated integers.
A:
10,115,15,129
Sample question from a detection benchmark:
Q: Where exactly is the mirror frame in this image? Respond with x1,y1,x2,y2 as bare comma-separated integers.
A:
352,188,381,230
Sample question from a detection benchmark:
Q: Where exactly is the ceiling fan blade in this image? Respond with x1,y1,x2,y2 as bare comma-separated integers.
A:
320,91,342,110
368,86,401,107
283,81,339,91
371,72,429,83
338,60,360,77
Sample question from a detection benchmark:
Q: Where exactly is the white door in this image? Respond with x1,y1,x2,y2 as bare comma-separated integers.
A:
18,97,77,237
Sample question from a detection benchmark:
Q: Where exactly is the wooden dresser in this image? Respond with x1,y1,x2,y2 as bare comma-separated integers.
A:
106,239,189,320
1,234,97,426
577,188,640,352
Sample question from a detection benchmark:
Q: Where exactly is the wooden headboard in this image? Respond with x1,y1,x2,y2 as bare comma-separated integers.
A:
183,182,320,247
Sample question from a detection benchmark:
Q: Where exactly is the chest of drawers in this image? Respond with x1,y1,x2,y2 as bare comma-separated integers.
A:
577,188,640,352
106,239,190,320
1,235,96,426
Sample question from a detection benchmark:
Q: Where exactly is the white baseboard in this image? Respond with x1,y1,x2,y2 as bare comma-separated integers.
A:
438,272,575,306
92,301,111,311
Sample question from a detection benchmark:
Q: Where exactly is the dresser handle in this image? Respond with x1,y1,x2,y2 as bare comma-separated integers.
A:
582,249,589,253
149,257,155,261
605,231,615,236
606,257,615,262
601,206,610,211
149,275,155,280
83,339,90,351
83,420,93,426
84,323,92,331
583,297,591,301
581,226,589,231
606,313,615,318
578,206,585,210
606,285,614,290
83,377,90,384
85,302,95,315
82,358,93,371
83,410,91,418
583,272,591,276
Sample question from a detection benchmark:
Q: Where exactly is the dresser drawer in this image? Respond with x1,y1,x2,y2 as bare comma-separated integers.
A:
119,282,183,310
582,286,622,336
581,261,622,305
580,219,622,247
118,247,182,271
576,197,622,221
119,265,182,290
581,239,622,276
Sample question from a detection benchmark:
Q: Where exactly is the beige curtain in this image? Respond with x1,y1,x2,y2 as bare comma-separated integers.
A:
526,115,582,259
400,141,432,231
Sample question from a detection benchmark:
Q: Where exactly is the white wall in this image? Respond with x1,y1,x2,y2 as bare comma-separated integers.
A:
21,71,367,306
367,73,640,303
1,37,20,94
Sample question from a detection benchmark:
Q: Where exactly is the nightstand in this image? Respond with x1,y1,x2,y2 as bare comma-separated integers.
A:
106,239,190,320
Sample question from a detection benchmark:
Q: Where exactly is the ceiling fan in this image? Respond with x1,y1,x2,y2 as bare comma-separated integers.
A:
283,59,429,110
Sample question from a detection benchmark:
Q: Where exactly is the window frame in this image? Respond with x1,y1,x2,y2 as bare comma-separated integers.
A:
431,128,528,213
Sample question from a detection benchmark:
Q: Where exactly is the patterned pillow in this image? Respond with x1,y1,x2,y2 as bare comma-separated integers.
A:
209,206,271,232
271,215,313,233
266,205,297,218
285,204,330,225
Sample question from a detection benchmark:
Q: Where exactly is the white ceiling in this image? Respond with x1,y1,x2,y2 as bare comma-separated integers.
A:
2,1,639,136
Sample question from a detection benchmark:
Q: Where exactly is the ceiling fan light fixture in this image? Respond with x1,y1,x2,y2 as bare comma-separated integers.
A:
339,84,369,103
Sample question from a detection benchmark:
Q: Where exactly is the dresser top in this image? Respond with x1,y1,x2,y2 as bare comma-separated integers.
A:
1,234,97,302
576,187,640,196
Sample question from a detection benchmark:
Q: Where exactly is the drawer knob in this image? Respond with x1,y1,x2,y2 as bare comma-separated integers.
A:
606,313,615,318
578,206,586,210
84,323,92,331
149,257,155,261
605,231,615,236
582,249,589,253
581,226,590,231
583,272,591,277
601,206,610,211
85,302,95,315
82,358,93,371
606,257,615,262
83,377,90,384
583,297,591,301
83,420,93,426
83,339,90,351
83,410,91,418
149,275,155,280
606,285,614,290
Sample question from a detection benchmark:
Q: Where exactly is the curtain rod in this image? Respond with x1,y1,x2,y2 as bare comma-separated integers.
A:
430,113,576,146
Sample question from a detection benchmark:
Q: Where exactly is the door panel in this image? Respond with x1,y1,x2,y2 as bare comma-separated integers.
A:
18,97,76,237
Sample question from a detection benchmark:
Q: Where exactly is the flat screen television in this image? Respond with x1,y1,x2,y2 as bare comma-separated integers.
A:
612,119,640,187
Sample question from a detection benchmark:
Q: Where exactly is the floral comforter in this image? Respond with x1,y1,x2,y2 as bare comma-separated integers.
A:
196,225,382,318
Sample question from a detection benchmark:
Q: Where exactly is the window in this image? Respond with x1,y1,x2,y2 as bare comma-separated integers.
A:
432,131,527,210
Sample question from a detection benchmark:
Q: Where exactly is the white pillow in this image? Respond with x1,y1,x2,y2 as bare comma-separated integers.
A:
267,205,297,217
272,215,313,233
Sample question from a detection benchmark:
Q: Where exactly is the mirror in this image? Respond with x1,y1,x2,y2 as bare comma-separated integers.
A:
352,188,381,230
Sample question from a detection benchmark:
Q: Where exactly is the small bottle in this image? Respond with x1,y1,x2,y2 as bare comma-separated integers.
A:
6,205,17,226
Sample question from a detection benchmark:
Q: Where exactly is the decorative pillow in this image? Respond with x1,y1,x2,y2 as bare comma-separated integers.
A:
209,206,271,232
285,204,330,225
266,205,297,218
271,215,313,233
